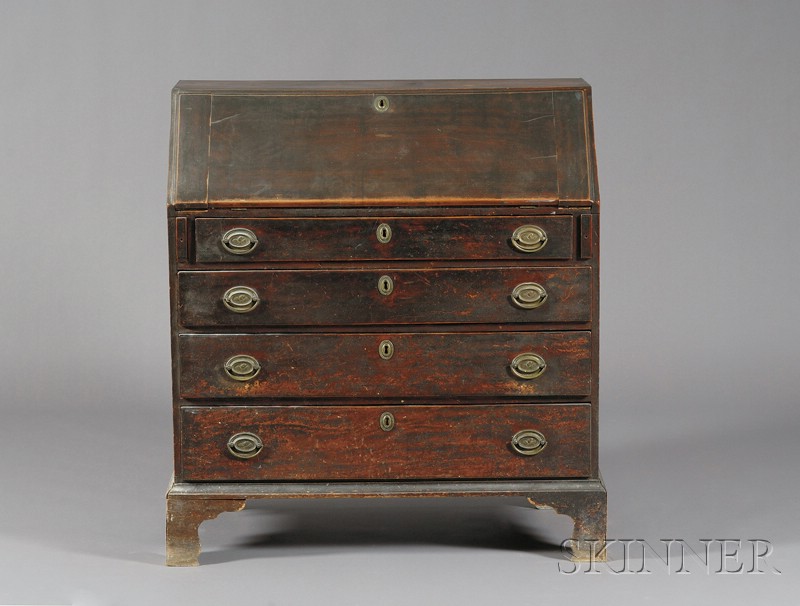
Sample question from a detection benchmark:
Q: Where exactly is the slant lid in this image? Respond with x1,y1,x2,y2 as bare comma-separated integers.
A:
168,79,598,208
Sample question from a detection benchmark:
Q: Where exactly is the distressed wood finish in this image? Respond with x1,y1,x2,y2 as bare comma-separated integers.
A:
169,80,595,207
165,478,606,563
194,215,574,262
528,481,608,561
208,92,557,201
166,494,245,566
178,267,591,327
166,79,605,565
178,331,591,399
180,404,591,481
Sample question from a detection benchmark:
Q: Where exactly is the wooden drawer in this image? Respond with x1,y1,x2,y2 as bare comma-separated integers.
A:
180,404,591,481
178,267,591,327
193,216,574,262
178,331,591,399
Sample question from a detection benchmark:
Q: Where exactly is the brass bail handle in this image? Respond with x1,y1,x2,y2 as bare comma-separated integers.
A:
511,282,548,309
224,355,261,381
511,225,548,253
510,429,547,456
510,353,546,380
221,228,259,255
227,432,264,459
223,286,260,313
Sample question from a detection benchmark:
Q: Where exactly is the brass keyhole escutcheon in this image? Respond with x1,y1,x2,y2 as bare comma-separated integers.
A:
221,228,259,255
511,282,548,309
379,339,394,360
510,429,547,456
223,286,260,313
376,223,392,243
510,353,546,380
379,412,395,431
510,225,548,253
374,95,389,112
224,355,261,381
227,432,264,459
378,275,394,296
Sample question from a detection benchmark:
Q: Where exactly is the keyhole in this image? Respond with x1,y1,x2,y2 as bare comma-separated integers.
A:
376,223,392,243
374,96,389,112
379,339,394,360
378,275,394,295
379,412,395,431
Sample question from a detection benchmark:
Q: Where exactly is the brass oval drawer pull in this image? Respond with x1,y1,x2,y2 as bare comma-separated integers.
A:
511,225,548,253
227,432,264,459
224,355,261,381
376,223,392,243
378,275,394,296
510,429,547,456
510,353,546,380
379,412,395,431
222,286,260,313
221,228,259,255
511,282,548,309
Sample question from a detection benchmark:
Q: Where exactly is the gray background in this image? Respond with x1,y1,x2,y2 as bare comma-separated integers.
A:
1,1,797,604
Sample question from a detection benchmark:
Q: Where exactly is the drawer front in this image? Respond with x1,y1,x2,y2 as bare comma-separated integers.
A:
178,331,591,399
194,216,573,262
180,404,591,481
178,267,591,327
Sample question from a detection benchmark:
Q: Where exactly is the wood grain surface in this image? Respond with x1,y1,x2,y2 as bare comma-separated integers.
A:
178,331,591,399
180,404,591,481
178,267,591,327
193,215,574,262
169,81,597,206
